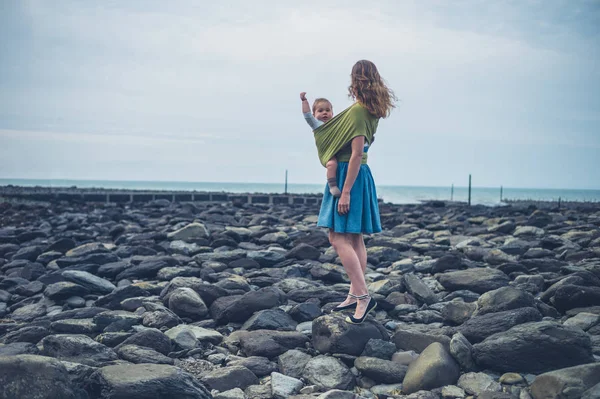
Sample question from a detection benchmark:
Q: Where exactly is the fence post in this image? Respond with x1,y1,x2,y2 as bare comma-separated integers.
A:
451,184,454,201
284,170,288,195
468,174,472,206
500,186,503,202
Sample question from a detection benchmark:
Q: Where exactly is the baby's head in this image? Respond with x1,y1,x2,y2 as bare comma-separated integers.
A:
312,98,333,123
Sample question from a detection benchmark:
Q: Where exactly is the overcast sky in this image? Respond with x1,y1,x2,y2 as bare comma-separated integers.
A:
1,0,599,189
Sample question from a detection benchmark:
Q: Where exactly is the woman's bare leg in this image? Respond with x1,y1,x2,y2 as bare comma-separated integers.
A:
330,231,370,317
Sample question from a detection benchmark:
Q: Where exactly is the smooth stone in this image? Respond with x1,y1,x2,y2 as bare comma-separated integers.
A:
278,349,313,379
354,356,408,384
457,372,502,396
312,313,389,356
165,324,223,345
201,365,258,392
402,342,460,394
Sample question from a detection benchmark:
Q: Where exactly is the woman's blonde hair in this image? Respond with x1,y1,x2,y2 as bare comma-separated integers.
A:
348,60,397,118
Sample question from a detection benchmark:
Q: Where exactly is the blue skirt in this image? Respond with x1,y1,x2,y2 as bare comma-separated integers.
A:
317,162,382,234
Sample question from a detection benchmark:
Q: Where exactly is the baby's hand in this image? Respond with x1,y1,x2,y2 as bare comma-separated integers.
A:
300,92,307,101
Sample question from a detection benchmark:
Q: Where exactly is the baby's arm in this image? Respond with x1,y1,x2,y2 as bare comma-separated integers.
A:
300,92,323,130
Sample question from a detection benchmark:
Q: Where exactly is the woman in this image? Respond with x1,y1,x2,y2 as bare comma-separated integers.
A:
316,60,396,324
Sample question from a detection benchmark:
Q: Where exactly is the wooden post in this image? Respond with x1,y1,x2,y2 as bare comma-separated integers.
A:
284,170,288,195
500,186,503,202
558,196,561,209
451,184,454,201
468,174,472,206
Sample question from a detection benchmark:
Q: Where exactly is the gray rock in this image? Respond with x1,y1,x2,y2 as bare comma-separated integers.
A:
391,350,419,365
442,300,476,325
116,344,174,365
370,383,404,397
167,222,210,242
450,332,476,371
40,334,118,367
404,273,438,305
457,372,502,396
228,356,277,378
210,287,287,324
354,356,408,384
1,325,50,344
278,349,313,379
168,287,209,320
457,307,543,343
476,287,535,315
86,363,212,398
214,388,245,399
552,285,600,313
442,385,466,398
44,281,90,301
473,321,594,373
402,342,460,394
201,365,258,392
241,308,298,331
164,324,223,345
0,354,77,399
238,330,309,358
272,371,303,399
247,250,286,267
62,270,116,294
317,390,365,399
115,259,169,281
563,312,600,331
10,303,47,322
436,268,510,294
115,328,172,355
582,382,600,399
312,314,389,356
392,328,451,353
289,302,322,322
245,383,272,399
302,355,355,391
50,318,100,334
286,243,321,260
0,342,40,356
530,363,600,399
361,338,397,360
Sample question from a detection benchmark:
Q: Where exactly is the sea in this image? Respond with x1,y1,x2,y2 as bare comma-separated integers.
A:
1,179,599,206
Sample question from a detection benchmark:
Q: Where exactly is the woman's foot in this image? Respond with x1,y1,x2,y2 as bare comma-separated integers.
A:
332,293,358,312
345,294,377,324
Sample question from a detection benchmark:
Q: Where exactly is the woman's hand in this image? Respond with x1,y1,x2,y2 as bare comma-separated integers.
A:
300,92,307,101
338,191,350,215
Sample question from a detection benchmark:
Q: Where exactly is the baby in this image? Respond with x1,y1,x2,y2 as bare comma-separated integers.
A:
300,92,341,197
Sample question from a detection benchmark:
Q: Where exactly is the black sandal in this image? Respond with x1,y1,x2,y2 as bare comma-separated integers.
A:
332,293,359,312
345,294,377,324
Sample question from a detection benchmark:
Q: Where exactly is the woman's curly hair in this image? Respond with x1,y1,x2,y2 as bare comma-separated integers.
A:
348,60,397,118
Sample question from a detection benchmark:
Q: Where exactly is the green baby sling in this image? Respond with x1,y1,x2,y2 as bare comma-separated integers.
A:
313,102,379,167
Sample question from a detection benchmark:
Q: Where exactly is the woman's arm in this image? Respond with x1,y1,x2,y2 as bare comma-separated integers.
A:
337,135,364,215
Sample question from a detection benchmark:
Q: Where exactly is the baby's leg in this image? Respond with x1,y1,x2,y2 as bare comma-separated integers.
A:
326,157,341,197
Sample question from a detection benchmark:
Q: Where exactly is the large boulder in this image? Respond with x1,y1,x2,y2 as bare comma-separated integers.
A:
530,363,600,399
402,342,460,394
436,268,509,294
473,321,594,373
312,314,389,356
40,334,118,367
457,307,542,343
0,355,78,399
475,286,535,315
86,363,212,398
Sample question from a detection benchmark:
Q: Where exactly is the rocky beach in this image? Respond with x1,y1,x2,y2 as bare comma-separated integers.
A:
1,192,599,399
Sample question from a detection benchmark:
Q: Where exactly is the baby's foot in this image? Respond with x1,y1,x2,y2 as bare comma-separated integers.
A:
329,186,342,197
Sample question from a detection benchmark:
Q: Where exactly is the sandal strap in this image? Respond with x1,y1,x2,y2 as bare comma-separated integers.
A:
348,293,370,300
